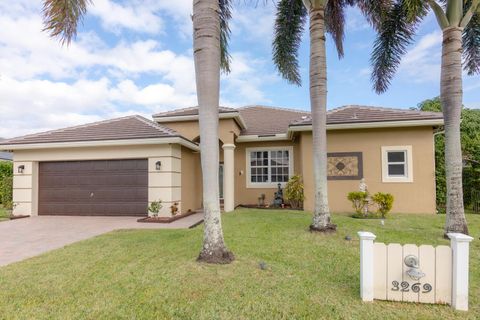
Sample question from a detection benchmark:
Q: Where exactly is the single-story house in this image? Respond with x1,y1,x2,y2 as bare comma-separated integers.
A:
0,105,443,217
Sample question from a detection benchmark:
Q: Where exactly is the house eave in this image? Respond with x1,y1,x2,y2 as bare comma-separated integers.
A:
153,112,247,130
288,119,445,133
236,133,290,143
0,137,199,152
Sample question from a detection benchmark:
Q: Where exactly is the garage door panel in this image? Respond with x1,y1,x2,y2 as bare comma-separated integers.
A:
39,159,148,216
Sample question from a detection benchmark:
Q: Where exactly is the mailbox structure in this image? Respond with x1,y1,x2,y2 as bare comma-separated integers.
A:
358,231,474,311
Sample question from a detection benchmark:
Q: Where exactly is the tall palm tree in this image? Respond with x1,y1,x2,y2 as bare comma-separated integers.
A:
371,0,480,235
193,0,235,263
42,0,235,263
273,0,388,232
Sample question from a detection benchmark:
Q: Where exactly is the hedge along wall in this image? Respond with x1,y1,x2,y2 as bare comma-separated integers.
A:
0,162,13,206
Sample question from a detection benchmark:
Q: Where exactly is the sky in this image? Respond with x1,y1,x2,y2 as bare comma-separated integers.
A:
0,0,478,138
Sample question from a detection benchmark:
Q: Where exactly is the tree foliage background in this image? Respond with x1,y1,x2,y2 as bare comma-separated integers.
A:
415,97,480,212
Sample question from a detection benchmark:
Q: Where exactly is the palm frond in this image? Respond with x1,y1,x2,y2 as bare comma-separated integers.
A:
428,0,450,28
325,0,347,58
219,0,233,74
460,0,480,27
402,0,427,22
354,0,393,31
272,0,307,85
463,11,480,75
370,1,425,94
42,0,92,45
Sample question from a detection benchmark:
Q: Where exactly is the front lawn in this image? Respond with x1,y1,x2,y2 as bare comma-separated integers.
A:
0,210,478,319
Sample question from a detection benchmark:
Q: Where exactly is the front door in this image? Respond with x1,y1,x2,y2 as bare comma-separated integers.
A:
219,163,224,199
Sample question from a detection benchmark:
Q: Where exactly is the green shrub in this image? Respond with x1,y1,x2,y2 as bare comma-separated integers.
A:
372,192,394,218
347,191,369,215
284,175,304,209
148,200,163,217
0,162,13,206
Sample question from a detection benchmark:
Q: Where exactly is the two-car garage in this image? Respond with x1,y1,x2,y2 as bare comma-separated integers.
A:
1,115,201,218
38,159,148,216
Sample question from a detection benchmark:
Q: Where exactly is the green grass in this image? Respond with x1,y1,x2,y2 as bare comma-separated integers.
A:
0,210,478,319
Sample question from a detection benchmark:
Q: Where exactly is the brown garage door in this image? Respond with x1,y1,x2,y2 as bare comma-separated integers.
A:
39,159,148,216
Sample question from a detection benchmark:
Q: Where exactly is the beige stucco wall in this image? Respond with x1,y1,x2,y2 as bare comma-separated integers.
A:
181,147,202,213
299,127,436,214
234,140,302,207
12,144,183,217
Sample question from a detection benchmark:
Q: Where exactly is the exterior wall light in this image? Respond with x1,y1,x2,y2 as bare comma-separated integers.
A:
18,165,25,174
156,161,162,171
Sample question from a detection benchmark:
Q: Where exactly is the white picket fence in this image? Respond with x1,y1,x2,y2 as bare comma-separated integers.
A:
358,232,473,311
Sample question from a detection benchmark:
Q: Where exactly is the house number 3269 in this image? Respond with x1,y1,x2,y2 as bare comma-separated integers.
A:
391,281,432,293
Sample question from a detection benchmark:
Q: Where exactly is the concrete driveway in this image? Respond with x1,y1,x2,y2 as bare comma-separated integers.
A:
0,214,203,267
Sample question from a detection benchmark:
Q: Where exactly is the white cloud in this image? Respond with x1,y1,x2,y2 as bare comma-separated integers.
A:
231,3,276,46
221,53,274,106
0,75,197,138
0,0,274,139
399,31,442,83
89,0,163,34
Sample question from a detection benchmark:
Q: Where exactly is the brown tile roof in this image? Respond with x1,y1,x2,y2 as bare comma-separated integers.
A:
0,115,182,145
290,105,444,127
153,106,237,117
238,105,310,136
153,105,443,137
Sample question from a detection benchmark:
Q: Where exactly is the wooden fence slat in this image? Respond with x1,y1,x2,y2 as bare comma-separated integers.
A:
387,243,403,301
374,243,387,300
419,245,436,303
403,244,420,302
435,245,452,304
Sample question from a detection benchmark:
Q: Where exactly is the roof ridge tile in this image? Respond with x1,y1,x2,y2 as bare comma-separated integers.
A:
238,105,310,114
132,115,179,136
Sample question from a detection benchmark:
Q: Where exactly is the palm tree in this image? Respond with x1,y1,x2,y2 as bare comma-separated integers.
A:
192,0,235,263
272,0,388,232
371,0,480,235
42,0,235,263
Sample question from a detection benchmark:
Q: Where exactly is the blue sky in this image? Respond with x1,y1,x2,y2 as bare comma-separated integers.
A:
0,0,478,138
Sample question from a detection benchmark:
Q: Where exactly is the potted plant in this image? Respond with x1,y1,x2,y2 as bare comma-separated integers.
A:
148,200,163,217
170,202,179,216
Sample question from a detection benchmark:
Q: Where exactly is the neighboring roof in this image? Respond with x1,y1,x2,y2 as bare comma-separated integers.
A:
0,115,188,146
0,151,12,161
238,105,310,136
291,105,444,126
153,106,237,117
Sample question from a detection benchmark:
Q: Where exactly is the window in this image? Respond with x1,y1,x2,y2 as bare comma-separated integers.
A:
381,146,413,183
247,147,293,188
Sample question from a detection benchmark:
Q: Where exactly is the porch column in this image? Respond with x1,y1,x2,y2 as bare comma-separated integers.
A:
222,143,236,212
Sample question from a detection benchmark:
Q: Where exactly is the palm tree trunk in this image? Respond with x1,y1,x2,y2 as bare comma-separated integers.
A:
193,0,234,263
441,26,469,235
308,6,336,232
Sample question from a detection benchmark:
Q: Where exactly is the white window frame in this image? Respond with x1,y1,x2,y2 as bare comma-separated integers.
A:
246,146,294,188
381,145,413,183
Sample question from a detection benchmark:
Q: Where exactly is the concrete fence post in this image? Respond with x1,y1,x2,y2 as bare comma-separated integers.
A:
358,231,376,302
448,233,474,311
